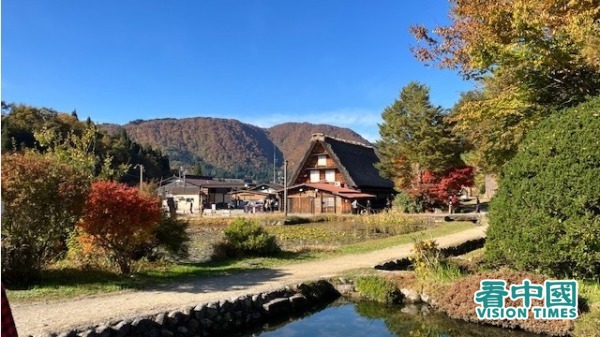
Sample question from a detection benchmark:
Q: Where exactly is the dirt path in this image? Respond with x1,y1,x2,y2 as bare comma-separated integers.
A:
12,225,487,337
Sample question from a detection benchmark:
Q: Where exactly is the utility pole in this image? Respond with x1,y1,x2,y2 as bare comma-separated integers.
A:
135,164,144,189
284,160,288,217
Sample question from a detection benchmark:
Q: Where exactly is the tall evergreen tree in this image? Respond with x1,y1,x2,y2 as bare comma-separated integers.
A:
376,82,472,210
376,82,463,191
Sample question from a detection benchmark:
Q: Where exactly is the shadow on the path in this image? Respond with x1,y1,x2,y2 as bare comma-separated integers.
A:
14,257,293,295
148,267,291,294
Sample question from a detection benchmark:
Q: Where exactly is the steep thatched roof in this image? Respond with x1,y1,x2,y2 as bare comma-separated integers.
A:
289,133,394,190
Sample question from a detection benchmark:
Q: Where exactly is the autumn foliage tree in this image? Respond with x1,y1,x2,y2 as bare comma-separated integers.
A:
1,103,171,182
411,0,600,172
421,167,474,204
397,167,474,211
78,181,162,274
1,152,90,286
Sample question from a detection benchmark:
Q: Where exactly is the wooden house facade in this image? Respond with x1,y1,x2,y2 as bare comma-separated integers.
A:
157,175,247,212
285,133,395,214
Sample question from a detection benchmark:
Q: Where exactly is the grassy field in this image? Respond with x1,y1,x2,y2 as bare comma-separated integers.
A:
8,214,476,303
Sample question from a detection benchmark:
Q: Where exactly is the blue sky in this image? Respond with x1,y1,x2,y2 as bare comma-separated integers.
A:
2,0,473,142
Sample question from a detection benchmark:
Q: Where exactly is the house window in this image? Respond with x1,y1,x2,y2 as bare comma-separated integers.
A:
317,155,327,167
310,170,320,183
324,197,334,207
325,170,335,182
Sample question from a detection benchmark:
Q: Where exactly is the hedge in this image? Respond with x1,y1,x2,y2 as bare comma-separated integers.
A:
485,97,600,279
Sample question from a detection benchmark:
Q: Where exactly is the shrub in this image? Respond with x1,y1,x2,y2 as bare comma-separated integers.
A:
78,181,162,274
63,227,113,271
1,152,90,287
485,97,600,279
212,218,279,258
64,215,190,270
410,238,443,277
132,214,191,261
283,216,311,225
355,276,401,303
409,237,463,284
393,191,423,213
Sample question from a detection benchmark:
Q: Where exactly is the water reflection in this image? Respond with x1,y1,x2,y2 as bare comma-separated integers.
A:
239,299,542,337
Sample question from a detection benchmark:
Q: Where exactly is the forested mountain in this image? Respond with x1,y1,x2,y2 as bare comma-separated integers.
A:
1,102,369,182
102,118,369,182
1,103,171,185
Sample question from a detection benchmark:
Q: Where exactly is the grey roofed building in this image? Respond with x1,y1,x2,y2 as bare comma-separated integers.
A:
285,133,395,214
288,133,394,191
321,136,394,190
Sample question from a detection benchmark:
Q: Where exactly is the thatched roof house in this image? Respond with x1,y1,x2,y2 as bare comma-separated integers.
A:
286,133,394,214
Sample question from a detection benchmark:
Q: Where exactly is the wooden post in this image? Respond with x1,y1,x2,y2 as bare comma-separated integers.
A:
135,164,144,189
284,160,288,217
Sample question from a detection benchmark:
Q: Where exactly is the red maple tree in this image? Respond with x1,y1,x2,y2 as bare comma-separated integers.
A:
78,181,162,274
409,166,474,210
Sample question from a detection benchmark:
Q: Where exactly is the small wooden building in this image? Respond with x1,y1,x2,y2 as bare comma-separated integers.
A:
285,133,395,214
157,175,247,212
286,182,377,214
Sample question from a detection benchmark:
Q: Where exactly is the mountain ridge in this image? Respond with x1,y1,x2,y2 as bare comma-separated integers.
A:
99,117,371,182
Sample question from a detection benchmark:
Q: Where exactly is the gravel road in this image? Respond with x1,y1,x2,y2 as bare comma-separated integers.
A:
11,225,487,337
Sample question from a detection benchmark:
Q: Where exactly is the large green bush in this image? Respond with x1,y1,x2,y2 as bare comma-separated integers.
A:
393,192,423,213
485,97,600,279
132,214,191,261
212,218,279,258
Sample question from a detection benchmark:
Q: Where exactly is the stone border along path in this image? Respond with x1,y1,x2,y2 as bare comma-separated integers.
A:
12,225,487,337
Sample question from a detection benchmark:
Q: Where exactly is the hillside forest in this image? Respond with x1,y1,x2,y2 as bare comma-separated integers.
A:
1,102,369,183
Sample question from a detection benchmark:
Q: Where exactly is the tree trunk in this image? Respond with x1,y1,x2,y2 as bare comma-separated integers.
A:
115,255,131,274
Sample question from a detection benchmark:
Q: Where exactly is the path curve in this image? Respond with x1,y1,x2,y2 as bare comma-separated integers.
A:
12,225,487,337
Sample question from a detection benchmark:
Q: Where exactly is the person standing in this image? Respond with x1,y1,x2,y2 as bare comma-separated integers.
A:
451,195,459,213
366,200,372,214
351,199,358,215
166,197,176,218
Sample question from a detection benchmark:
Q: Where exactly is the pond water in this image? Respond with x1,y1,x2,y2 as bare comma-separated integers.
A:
239,299,542,337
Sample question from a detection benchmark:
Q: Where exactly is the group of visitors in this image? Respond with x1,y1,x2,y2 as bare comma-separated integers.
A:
351,199,373,215
263,197,279,212
242,198,279,213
